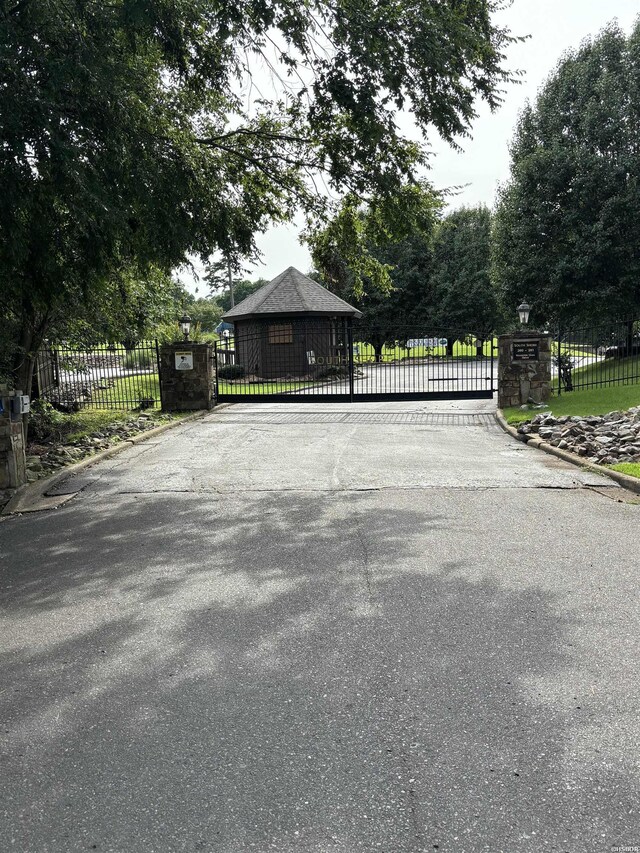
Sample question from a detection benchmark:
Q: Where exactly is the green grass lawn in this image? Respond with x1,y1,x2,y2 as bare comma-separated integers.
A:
217,379,318,395
354,337,497,362
90,374,161,408
568,353,640,387
608,462,640,479
220,336,498,364
503,382,640,425
551,343,594,358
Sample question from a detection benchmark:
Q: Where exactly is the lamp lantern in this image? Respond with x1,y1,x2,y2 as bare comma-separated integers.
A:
179,313,192,340
517,302,531,326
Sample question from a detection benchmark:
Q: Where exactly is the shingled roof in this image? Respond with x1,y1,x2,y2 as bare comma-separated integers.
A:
222,267,362,321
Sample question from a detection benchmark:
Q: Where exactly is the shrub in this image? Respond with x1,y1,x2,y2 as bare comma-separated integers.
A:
58,355,89,374
218,364,245,380
134,386,156,409
317,365,349,379
154,321,182,345
28,399,66,442
122,349,155,370
199,332,219,345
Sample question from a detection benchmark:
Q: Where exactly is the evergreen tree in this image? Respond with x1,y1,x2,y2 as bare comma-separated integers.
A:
493,22,640,329
310,194,440,361
431,206,498,356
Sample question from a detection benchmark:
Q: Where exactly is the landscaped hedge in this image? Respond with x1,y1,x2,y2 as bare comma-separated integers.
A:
218,364,245,380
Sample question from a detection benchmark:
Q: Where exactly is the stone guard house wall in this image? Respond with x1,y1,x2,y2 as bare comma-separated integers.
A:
498,332,552,410
223,267,362,380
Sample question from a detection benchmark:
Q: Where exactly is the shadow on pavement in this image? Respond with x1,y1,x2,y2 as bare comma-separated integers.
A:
0,492,637,852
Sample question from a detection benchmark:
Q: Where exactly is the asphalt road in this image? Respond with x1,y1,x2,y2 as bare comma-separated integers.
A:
1,400,640,853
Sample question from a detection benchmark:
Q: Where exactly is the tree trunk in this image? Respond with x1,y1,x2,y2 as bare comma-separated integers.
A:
227,257,235,308
625,319,634,357
475,338,484,359
12,322,37,395
11,307,50,442
446,338,454,358
374,343,384,363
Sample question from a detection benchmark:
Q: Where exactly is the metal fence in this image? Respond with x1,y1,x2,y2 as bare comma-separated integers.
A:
35,341,162,410
556,319,640,394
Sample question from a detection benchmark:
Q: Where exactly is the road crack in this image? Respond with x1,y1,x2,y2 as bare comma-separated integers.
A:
354,516,375,606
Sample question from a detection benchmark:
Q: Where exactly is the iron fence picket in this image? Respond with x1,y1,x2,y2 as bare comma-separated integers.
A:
555,318,640,394
35,341,161,411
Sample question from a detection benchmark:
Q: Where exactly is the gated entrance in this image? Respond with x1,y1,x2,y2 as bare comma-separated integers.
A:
215,267,496,403
214,321,496,403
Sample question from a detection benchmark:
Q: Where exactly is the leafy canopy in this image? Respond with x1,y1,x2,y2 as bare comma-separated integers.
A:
431,206,499,340
309,188,440,355
311,202,500,356
493,21,640,328
1,0,516,387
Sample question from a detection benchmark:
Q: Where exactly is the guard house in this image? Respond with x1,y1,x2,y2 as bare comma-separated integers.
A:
222,267,362,380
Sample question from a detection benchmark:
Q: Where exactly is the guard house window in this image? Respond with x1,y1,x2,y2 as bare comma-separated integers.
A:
268,323,293,344
330,319,337,348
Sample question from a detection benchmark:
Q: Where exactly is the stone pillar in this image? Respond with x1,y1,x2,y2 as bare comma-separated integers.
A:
159,343,214,411
0,388,27,498
498,332,552,410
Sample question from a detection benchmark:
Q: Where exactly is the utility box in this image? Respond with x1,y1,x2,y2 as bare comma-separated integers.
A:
10,395,30,415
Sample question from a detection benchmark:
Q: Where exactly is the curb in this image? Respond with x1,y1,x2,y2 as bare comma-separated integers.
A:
494,409,640,496
2,405,232,516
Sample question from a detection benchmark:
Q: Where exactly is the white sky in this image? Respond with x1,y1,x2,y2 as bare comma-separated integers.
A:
178,0,639,294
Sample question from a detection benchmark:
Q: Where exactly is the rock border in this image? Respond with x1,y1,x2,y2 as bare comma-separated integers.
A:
1,405,232,516
495,409,640,496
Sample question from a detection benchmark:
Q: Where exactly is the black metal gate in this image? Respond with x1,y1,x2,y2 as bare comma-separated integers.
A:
214,321,495,402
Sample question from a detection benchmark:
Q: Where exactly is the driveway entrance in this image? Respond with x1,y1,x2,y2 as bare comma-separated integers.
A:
1,399,639,852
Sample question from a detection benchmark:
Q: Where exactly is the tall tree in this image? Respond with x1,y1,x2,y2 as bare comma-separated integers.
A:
359,235,439,362
493,22,640,329
55,268,186,348
1,0,516,392
211,279,270,314
185,297,224,335
431,206,499,355
310,189,441,361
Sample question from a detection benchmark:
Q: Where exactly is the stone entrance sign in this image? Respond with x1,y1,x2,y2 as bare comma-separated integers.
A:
174,351,194,371
512,340,540,362
498,332,551,410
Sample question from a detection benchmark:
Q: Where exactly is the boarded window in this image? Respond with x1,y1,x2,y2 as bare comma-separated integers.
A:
268,323,293,344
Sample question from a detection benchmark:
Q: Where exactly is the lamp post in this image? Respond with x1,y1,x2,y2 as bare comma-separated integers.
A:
222,328,230,363
179,313,192,341
517,301,531,327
